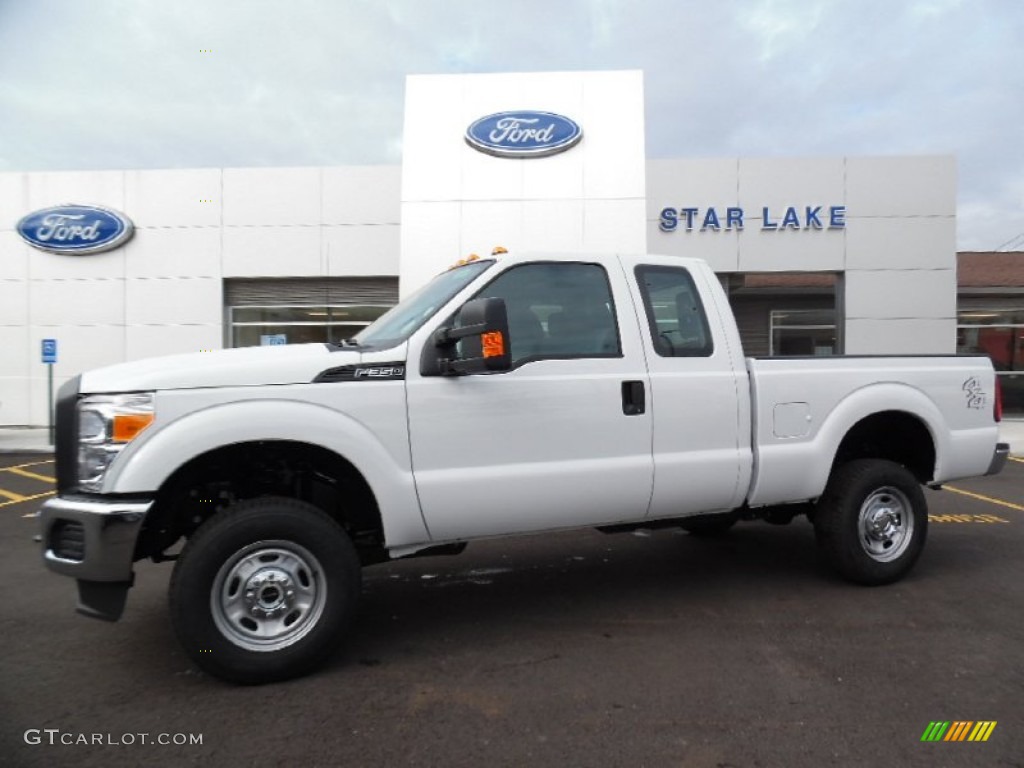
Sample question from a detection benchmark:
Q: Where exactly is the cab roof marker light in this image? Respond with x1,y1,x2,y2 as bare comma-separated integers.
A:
447,253,482,270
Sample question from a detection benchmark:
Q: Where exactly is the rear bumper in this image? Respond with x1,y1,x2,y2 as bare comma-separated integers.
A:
986,442,1010,476
39,495,153,620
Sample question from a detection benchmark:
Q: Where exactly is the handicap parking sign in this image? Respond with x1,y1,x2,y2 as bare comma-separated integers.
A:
41,338,57,364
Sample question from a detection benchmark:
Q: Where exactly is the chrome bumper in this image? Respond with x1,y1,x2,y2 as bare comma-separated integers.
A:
39,495,153,620
986,442,1010,476
39,495,152,580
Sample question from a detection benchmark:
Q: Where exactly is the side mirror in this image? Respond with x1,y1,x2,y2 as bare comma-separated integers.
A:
432,297,512,375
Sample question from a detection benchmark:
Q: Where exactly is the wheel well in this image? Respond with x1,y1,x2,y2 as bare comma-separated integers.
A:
136,440,385,564
832,411,936,484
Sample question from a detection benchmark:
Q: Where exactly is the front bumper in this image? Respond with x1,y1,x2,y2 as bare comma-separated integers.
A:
987,442,1010,476
39,495,153,620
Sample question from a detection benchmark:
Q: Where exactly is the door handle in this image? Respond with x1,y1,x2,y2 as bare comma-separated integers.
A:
621,380,645,416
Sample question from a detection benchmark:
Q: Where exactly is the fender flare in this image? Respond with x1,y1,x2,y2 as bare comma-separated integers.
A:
749,382,947,506
104,398,429,547
818,382,947,472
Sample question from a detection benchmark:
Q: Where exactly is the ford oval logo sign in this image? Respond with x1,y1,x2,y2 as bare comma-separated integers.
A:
16,204,134,255
465,111,583,158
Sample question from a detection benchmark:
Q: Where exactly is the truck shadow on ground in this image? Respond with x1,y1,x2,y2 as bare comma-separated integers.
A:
121,517,984,685
336,523,867,667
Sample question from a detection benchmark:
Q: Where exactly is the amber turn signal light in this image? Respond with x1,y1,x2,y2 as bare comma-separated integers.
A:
112,413,155,442
481,331,505,358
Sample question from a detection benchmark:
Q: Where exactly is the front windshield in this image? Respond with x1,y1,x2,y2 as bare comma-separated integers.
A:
351,260,494,350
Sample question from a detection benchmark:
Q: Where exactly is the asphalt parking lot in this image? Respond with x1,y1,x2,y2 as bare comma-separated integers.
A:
0,453,1021,768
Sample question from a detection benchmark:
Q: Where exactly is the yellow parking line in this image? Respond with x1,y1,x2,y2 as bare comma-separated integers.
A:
945,485,1024,513
0,459,55,472
0,487,27,502
0,489,54,509
5,467,55,483
1009,456,1024,464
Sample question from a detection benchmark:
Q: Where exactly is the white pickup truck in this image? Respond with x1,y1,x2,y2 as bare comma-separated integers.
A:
39,250,1008,684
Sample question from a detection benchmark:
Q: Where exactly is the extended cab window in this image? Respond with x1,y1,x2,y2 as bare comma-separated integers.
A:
636,266,714,357
474,262,621,365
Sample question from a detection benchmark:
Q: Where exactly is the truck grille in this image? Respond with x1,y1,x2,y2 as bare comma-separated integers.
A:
54,375,81,494
50,520,86,561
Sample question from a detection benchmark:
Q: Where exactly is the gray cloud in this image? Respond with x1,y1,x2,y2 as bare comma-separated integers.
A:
0,0,1021,248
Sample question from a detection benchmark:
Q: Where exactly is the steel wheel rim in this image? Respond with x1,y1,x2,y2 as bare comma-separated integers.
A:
857,487,914,563
211,540,326,652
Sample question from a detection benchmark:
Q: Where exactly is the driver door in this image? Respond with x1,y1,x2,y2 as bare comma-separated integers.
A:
405,259,654,542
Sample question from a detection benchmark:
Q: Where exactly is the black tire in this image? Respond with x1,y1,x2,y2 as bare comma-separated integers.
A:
813,459,928,586
679,512,738,536
169,496,361,684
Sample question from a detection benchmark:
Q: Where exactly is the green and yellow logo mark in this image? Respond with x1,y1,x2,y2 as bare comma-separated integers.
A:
921,721,997,742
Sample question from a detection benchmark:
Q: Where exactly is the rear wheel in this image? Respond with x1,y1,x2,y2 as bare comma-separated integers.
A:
813,459,928,585
169,496,361,684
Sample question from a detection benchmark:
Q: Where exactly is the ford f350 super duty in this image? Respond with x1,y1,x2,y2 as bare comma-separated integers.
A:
39,251,1009,683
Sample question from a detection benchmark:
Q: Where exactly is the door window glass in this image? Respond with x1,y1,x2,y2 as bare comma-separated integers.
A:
474,262,621,365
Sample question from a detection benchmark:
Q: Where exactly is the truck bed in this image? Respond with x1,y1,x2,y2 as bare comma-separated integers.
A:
746,355,999,506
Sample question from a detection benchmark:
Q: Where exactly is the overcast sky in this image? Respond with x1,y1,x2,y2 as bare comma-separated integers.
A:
1,0,1021,250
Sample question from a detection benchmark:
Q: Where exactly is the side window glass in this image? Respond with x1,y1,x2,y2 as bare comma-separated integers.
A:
474,262,621,365
636,266,714,357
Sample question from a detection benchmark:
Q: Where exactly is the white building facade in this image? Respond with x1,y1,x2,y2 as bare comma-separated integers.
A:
0,70,956,426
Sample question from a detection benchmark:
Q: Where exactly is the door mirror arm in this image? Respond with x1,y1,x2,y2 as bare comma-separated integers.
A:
420,297,512,376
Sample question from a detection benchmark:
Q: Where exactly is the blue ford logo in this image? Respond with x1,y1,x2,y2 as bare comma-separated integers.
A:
16,204,134,255
465,111,583,158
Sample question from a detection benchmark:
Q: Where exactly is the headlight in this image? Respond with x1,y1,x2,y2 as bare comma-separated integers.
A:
77,393,155,492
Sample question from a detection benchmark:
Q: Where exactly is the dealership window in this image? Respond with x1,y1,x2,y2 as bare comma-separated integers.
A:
224,277,399,347
723,272,839,357
957,308,1024,415
769,309,838,356
230,305,390,347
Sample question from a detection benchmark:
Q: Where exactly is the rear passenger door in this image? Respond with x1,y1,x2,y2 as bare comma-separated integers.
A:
626,261,748,517
406,260,654,541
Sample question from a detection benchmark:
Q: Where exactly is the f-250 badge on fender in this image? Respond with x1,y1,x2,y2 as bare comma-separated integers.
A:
354,366,405,379
313,363,406,382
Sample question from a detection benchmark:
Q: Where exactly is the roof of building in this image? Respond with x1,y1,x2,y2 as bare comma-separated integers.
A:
958,251,1024,287
727,252,1023,292
740,273,836,289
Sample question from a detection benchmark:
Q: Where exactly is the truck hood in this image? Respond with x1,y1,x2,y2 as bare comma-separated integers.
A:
80,344,360,393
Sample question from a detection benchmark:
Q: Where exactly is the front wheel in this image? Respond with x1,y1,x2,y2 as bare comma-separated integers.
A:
169,496,361,684
813,459,928,585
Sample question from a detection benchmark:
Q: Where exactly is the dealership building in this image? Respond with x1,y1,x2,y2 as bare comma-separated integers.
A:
1,69,1021,425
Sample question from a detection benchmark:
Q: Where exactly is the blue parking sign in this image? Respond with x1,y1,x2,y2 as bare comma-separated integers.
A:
41,338,58,364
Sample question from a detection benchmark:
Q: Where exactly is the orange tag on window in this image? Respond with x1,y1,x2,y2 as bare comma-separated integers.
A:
481,331,505,358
